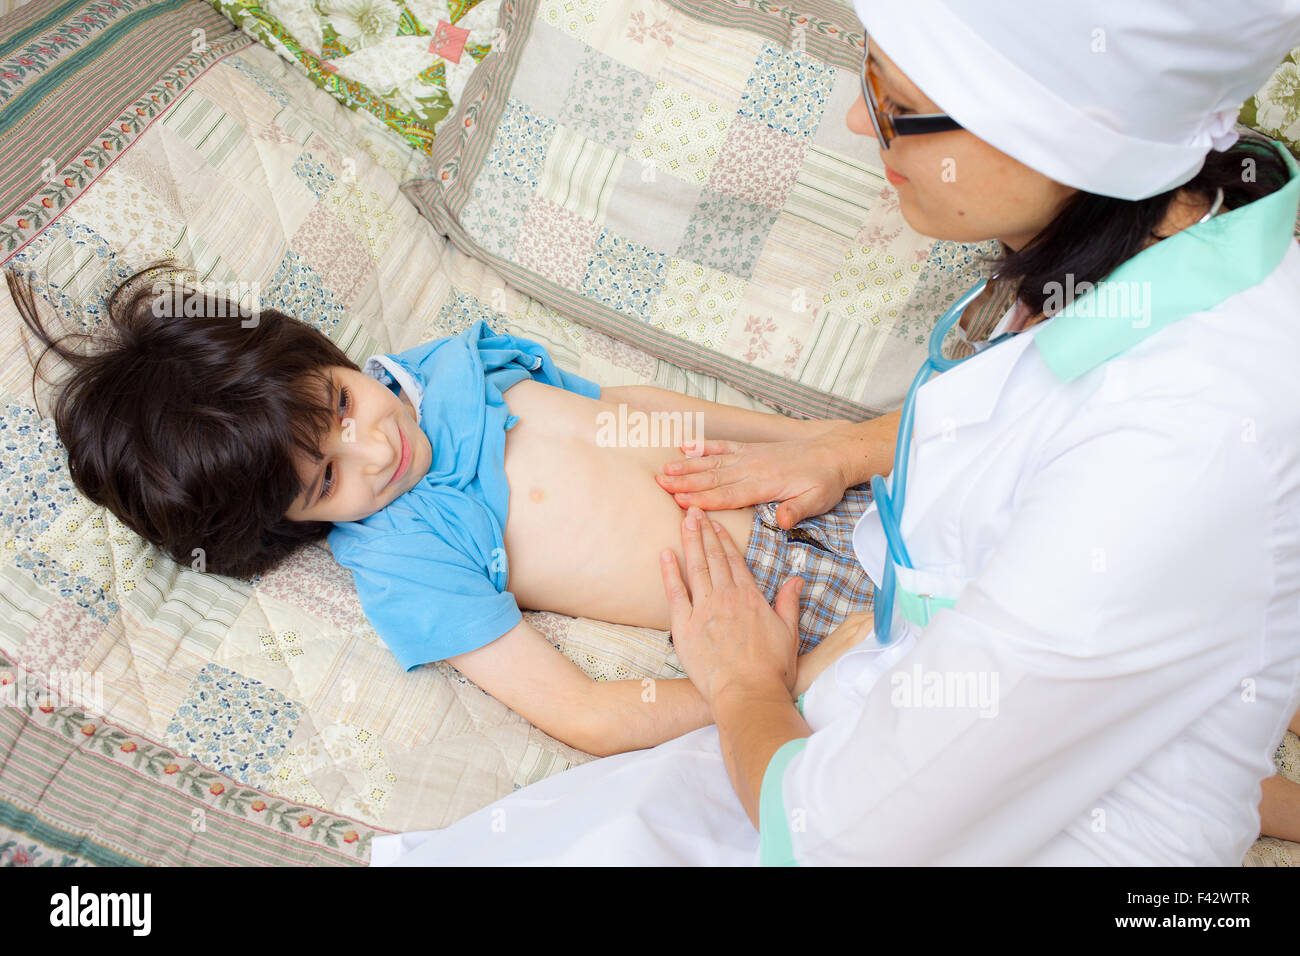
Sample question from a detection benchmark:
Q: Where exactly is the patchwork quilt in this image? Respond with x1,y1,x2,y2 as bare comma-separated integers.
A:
0,0,779,866
0,0,1294,869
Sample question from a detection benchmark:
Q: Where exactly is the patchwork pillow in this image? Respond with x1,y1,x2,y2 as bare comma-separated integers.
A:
402,0,1002,420
206,0,501,155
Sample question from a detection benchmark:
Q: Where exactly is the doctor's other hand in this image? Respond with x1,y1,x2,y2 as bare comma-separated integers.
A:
661,505,802,708
656,417,898,530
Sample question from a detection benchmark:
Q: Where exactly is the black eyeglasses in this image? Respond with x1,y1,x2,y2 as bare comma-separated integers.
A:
861,45,963,149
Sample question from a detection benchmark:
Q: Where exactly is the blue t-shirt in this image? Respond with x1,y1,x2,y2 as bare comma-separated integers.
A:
326,320,601,671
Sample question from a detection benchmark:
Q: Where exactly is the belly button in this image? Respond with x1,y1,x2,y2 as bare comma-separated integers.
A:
529,487,545,503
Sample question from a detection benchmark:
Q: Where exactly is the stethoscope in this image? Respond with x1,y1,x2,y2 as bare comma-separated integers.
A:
867,188,1226,645
868,277,1009,644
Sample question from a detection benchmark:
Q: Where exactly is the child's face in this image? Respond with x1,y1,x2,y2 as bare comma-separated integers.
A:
285,366,432,523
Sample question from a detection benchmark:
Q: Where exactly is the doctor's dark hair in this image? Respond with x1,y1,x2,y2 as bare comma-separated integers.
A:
4,259,361,580
991,133,1292,316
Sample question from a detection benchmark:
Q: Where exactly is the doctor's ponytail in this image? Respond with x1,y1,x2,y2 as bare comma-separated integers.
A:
990,132,1292,318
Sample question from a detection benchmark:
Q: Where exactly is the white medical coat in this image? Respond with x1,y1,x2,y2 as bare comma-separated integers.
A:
370,150,1300,867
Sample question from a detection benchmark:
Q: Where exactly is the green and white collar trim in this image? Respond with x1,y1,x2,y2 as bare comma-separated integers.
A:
1035,139,1300,383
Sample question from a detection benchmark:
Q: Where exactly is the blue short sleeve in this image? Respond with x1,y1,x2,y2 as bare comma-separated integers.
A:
549,362,601,400
473,323,602,400
328,520,522,671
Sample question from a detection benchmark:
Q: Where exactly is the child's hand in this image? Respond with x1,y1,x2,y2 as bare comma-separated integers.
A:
791,610,873,698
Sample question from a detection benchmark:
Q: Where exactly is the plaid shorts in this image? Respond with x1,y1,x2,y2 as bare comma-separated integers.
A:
744,483,876,655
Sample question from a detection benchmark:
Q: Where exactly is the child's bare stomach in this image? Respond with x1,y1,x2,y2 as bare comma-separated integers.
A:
500,380,756,630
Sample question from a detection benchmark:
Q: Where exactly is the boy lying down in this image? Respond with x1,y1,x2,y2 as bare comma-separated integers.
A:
9,262,879,756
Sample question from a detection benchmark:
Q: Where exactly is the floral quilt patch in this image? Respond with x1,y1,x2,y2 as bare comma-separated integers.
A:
205,0,501,154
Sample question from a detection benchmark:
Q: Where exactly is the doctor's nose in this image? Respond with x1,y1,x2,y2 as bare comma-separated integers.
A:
846,94,876,139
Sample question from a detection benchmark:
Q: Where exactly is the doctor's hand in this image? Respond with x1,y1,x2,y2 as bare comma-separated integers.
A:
655,415,900,530
661,505,803,708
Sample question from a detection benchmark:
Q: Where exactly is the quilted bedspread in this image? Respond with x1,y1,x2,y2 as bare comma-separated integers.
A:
0,0,1295,868
0,0,788,866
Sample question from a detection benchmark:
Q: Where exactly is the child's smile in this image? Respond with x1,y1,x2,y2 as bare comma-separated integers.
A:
285,366,432,523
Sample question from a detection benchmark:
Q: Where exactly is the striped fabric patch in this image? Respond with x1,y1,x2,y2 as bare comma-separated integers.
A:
0,0,249,257
159,87,251,167
536,124,624,221
786,145,877,240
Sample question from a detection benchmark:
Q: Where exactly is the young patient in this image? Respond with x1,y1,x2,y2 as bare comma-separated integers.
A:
8,262,874,756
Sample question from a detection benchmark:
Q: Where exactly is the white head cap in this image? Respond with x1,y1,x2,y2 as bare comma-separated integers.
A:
853,0,1300,200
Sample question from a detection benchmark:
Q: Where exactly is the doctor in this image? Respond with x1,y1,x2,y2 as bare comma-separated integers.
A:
371,0,1300,865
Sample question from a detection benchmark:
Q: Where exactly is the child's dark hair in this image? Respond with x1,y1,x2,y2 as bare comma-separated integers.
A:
991,132,1291,314
5,259,360,579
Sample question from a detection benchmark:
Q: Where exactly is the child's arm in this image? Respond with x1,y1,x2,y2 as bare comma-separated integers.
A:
1258,705,1300,842
447,619,713,757
600,384,854,445
1259,774,1300,843
791,610,873,698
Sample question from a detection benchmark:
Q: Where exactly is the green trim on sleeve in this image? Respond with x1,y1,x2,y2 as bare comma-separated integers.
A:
759,737,809,867
795,692,806,716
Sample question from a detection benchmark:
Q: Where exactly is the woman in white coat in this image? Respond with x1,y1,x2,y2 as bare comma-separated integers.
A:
371,0,1300,865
